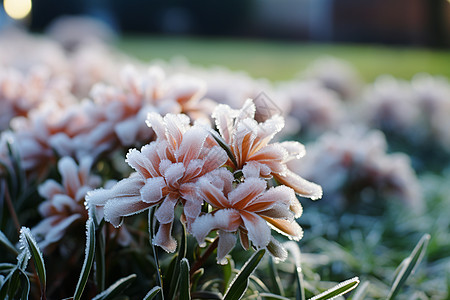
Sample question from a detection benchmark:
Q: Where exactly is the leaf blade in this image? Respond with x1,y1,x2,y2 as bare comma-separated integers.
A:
308,277,360,300
224,249,266,300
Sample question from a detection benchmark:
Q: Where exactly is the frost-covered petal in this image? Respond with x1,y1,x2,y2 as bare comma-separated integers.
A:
115,118,139,146
201,146,228,175
228,177,266,207
140,177,166,204
217,230,236,265
153,222,177,253
263,217,303,241
87,174,144,207
58,157,81,196
176,126,208,163
103,195,153,227
274,170,323,200
212,104,239,144
191,209,241,247
155,195,178,224
38,179,64,199
240,211,271,248
266,236,288,261
126,148,159,178
278,141,306,161
164,162,185,187
196,176,230,209
246,185,295,213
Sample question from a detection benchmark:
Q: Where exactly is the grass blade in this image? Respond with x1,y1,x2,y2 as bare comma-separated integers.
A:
387,233,430,300
259,293,290,300
144,286,162,300
224,249,266,300
191,291,223,299
269,256,284,296
309,277,360,300
351,281,370,300
18,269,30,300
19,227,46,298
92,274,137,300
179,258,191,300
73,218,96,300
0,230,18,256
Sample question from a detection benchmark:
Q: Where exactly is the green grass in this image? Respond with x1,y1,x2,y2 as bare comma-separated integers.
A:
117,35,450,82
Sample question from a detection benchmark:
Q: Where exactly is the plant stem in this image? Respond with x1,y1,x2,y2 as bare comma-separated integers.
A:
190,237,219,277
4,182,21,234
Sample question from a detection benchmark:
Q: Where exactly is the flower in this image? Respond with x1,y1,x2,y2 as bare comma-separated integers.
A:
32,156,101,251
191,169,303,264
87,112,228,252
211,99,322,200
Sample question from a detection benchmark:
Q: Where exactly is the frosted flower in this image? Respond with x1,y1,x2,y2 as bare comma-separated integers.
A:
212,99,322,200
0,66,73,131
360,75,421,138
293,126,423,212
301,56,363,100
279,80,346,138
85,65,210,148
10,100,89,178
191,169,303,264
87,113,228,253
32,157,102,251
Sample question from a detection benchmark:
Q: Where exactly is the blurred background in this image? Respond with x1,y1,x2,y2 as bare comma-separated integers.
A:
2,0,450,47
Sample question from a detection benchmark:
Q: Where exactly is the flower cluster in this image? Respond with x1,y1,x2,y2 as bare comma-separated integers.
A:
87,100,322,262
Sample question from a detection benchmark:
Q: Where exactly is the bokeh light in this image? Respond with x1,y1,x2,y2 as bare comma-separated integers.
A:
4,0,32,20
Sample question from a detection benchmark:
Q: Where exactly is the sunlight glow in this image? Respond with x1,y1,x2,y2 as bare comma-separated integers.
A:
4,0,32,20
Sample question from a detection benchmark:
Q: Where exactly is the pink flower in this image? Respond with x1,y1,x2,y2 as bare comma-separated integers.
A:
191,169,303,264
212,99,322,200
32,157,101,251
87,112,227,252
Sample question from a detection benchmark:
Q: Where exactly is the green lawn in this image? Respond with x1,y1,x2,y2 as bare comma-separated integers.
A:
117,35,450,82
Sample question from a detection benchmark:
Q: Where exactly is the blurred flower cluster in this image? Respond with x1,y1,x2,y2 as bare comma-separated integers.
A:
0,26,448,299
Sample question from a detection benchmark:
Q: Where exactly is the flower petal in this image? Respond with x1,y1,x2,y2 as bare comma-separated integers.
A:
274,170,323,200
196,176,230,209
240,211,271,248
103,195,153,227
140,177,166,204
217,231,236,265
228,177,266,208
155,195,178,224
126,147,158,178
191,209,241,247
262,217,303,241
153,222,177,253
86,173,144,207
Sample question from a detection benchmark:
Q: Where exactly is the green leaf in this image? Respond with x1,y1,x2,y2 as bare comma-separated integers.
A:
92,274,137,300
0,263,16,273
0,266,18,299
179,258,191,300
309,277,360,300
208,128,238,167
19,227,46,297
95,223,106,292
387,233,430,300
148,209,164,300
269,256,284,296
0,230,18,256
18,269,30,300
144,286,162,300
259,292,290,300
221,257,233,291
169,222,187,300
191,268,204,292
73,218,96,300
191,291,223,299
224,249,266,300
351,281,370,300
